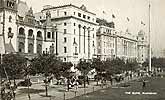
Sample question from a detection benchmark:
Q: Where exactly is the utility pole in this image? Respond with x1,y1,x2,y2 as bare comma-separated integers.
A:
148,0,152,73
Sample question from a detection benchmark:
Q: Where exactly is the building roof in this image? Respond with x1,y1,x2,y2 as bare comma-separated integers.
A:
96,18,115,28
42,4,96,15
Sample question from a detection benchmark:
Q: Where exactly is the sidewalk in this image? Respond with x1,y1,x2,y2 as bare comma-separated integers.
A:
15,76,141,100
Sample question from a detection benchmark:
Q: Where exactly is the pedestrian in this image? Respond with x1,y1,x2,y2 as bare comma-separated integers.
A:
74,80,79,90
142,80,146,88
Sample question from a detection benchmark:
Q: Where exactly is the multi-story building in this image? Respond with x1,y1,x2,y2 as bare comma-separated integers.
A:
96,18,116,60
0,0,97,65
0,0,148,65
115,31,138,61
36,4,97,64
0,0,57,57
137,30,148,64
96,18,138,61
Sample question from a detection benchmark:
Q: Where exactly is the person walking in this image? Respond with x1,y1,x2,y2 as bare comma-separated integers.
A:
142,80,146,89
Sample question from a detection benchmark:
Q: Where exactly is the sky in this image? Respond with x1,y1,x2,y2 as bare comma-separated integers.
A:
23,0,165,57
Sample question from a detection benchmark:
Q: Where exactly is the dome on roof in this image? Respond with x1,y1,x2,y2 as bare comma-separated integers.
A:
17,0,29,18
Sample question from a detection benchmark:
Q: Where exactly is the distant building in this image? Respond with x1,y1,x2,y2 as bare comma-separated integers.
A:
137,30,148,64
96,18,138,61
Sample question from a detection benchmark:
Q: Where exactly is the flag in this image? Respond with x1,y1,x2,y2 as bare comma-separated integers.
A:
126,17,130,21
141,21,145,25
112,14,115,18
103,11,106,14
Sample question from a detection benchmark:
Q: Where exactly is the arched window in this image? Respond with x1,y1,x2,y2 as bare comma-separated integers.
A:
18,42,25,52
37,31,42,38
28,29,33,36
28,43,34,53
8,27,12,33
19,27,25,35
9,16,12,22
37,44,42,54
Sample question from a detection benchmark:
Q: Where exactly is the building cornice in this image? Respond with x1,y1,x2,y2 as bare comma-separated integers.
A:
41,4,96,15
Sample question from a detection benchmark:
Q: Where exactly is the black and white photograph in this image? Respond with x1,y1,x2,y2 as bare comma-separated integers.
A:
0,0,165,100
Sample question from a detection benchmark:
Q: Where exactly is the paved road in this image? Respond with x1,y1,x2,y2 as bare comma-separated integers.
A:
69,77,165,100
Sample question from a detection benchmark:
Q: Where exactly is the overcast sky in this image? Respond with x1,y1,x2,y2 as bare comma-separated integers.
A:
23,0,165,57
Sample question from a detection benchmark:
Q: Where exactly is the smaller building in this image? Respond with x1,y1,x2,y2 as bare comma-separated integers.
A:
137,30,148,64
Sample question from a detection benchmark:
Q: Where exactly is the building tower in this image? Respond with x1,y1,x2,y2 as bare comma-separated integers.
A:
137,30,148,64
0,0,18,53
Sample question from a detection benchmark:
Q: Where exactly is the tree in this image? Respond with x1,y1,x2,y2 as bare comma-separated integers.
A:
106,58,125,75
0,53,27,100
31,54,59,96
76,59,92,88
125,60,138,71
1,53,27,85
91,58,105,85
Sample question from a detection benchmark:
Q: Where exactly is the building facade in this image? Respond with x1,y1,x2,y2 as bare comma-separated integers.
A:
96,19,116,60
0,0,148,65
0,0,97,65
96,18,138,61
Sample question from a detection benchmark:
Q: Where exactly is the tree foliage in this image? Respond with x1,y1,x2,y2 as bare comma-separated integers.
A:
0,53,27,79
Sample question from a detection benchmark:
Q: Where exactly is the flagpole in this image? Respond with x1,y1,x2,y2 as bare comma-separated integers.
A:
148,0,152,73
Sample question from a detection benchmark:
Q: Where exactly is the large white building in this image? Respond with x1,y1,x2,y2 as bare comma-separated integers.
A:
0,0,148,65
96,18,147,62
0,0,97,64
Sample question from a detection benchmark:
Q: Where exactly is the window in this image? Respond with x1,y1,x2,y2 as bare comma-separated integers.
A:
73,37,76,43
87,16,90,20
83,15,86,19
74,12,76,15
93,41,95,46
74,29,76,34
18,42,24,53
64,37,67,43
142,37,144,40
64,58,66,61
28,43,34,53
75,47,77,53
92,18,94,22
93,34,94,38
64,12,67,15
37,44,42,54
9,16,12,22
78,13,81,17
64,29,67,34
47,32,51,38
74,23,76,26
8,27,12,33
52,32,54,39
28,29,33,36
64,47,67,53
19,27,25,35
64,22,67,26
37,31,42,38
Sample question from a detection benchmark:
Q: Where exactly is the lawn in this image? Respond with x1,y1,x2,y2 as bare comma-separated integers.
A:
69,77,165,100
